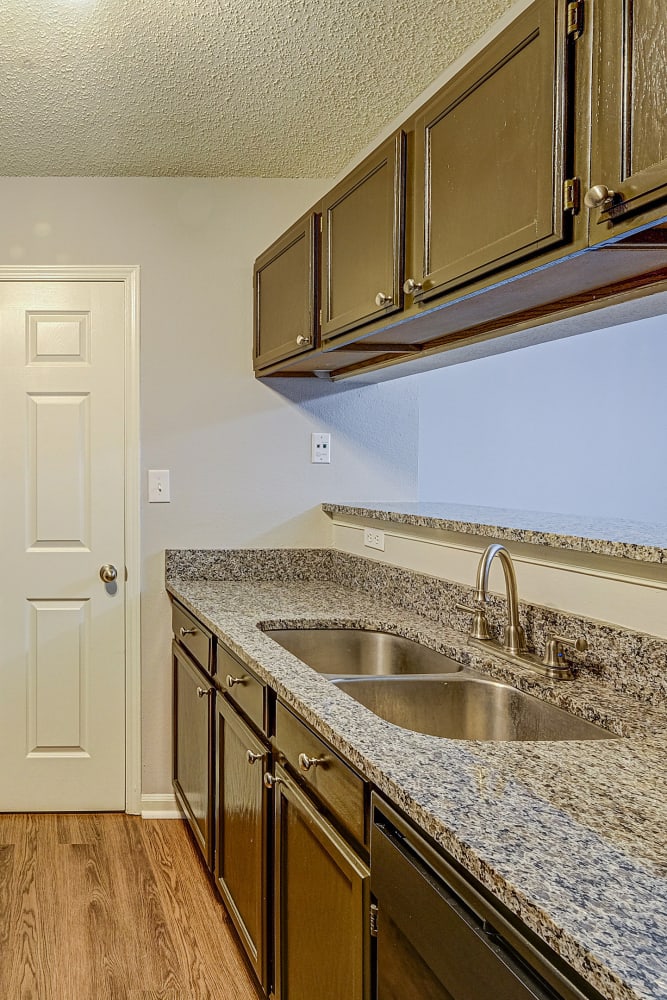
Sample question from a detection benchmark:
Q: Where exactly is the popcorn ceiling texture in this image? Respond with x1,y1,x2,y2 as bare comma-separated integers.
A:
0,0,514,177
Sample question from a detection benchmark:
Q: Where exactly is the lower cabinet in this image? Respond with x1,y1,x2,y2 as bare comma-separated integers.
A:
172,641,216,869
172,609,598,1000
215,694,270,992
270,763,371,1000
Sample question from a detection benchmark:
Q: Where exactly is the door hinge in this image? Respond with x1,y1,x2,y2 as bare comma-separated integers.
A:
564,177,581,212
566,1,584,38
370,902,379,938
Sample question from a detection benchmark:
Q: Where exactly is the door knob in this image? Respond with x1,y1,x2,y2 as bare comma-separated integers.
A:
296,334,311,346
584,184,617,210
99,564,118,584
375,292,392,306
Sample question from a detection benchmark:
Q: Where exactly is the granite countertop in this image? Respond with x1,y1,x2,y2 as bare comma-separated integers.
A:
166,574,667,1000
323,501,667,564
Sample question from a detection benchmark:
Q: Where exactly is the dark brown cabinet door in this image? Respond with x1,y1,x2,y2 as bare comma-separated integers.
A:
272,765,370,1000
254,211,320,370
172,642,215,869
215,695,269,991
321,132,406,341
588,0,667,243
409,0,571,303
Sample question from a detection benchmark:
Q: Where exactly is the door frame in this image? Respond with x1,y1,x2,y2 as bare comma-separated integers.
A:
0,265,141,814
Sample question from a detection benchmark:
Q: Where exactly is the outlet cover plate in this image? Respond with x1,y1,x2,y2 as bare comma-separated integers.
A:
363,527,385,551
311,432,331,464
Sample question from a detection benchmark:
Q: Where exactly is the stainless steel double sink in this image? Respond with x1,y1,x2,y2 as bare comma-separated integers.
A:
265,628,614,742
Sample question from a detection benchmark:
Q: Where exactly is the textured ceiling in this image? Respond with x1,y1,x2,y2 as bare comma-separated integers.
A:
1,0,515,177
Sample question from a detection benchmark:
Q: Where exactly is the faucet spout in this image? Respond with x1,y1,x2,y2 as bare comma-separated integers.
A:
475,544,527,655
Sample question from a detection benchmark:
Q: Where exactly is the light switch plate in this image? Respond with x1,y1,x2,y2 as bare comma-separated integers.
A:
148,469,171,502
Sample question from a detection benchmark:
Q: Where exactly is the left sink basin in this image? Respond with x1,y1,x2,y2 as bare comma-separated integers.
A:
264,628,463,676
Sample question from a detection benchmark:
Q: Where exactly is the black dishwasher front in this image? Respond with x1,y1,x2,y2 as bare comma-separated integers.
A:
370,797,603,1000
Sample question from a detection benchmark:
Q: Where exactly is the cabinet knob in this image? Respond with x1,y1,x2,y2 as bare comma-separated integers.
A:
263,773,284,789
584,184,618,211
375,292,392,307
196,686,211,699
298,752,324,772
246,749,264,765
403,277,423,295
179,626,197,637
226,674,245,688
296,334,311,346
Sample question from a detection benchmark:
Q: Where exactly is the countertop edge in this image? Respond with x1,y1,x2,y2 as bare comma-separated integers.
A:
322,502,667,565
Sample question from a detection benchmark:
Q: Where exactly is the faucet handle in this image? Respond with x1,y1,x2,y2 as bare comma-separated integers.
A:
542,634,588,670
456,601,492,641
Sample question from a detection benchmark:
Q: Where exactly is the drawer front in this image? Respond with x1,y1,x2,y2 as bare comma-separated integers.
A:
218,644,267,735
275,702,367,846
172,602,214,676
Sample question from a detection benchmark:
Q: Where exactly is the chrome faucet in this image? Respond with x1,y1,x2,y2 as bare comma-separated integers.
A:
457,543,527,654
457,543,588,680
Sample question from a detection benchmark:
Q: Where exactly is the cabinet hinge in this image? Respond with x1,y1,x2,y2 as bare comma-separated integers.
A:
563,177,581,212
566,0,584,38
370,902,379,938
319,307,322,327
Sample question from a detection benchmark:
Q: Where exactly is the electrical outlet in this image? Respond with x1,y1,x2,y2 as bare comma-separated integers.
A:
311,432,331,464
363,528,385,551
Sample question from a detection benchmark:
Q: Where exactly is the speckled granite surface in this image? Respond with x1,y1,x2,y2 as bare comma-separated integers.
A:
165,548,667,706
166,556,667,1000
323,501,667,564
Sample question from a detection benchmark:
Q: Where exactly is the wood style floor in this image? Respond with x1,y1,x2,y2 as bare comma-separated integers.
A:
0,814,263,1000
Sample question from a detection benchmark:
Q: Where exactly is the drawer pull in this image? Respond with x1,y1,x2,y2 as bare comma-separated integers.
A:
226,674,246,688
246,750,264,765
298,752,325,772
179,626,197,637
196,686,211,699
264,773,284,789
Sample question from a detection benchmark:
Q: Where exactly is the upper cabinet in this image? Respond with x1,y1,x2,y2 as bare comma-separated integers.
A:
253,0,667,381
409,0,571,303
588,0,667,243
253,211,320,371
321,132,406,341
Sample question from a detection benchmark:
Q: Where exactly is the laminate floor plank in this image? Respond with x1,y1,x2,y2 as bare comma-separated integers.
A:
0,814,261,1000
4,815,41,1000
104,816,184,994
143,821,262,1000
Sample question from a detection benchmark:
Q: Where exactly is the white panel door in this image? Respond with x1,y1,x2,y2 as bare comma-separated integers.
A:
0,281,126,810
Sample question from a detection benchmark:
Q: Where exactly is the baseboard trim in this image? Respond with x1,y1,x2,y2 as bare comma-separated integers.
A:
140,792,183,819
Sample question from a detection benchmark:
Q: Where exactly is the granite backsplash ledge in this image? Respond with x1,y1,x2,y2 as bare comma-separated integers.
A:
322,501,667,564
165,547,667,706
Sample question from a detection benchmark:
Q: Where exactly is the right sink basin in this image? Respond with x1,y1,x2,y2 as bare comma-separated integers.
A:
331,675,616,742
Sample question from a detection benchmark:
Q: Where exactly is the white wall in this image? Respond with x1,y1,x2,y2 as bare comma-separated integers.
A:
417,316,667,524
0,177,420,798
